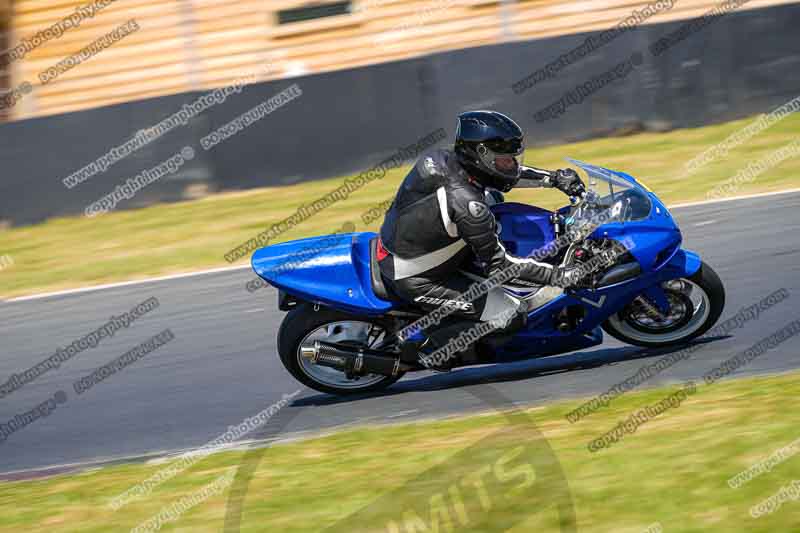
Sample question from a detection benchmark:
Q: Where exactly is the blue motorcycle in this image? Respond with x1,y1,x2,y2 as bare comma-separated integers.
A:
253,160,725,395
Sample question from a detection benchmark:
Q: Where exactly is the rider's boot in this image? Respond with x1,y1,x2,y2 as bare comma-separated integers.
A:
399,317,480,371
400,310,528,371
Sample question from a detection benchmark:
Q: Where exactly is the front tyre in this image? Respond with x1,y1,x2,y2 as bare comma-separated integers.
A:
277,305,403,395
602,262,725,348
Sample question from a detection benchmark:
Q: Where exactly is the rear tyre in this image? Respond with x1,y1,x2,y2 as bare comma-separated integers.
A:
602,262,725,348
277,305,403,395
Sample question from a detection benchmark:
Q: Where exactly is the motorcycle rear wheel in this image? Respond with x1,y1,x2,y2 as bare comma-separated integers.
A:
277,305,404,395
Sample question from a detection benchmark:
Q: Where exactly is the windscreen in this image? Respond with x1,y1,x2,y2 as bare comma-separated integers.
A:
567,159,653,223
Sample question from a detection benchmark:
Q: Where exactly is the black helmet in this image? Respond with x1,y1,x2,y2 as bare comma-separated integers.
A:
454,110,525,192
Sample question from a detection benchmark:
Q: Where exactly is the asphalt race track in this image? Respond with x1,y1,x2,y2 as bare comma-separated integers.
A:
1,192,799,475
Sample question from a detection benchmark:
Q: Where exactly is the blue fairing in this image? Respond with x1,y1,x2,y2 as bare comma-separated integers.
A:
492,202,555,257
252,232,395,314
493,247,704,362
664,248,702,277
570,165,684,273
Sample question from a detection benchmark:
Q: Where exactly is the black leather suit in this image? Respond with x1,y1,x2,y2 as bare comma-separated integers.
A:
378,148,559,321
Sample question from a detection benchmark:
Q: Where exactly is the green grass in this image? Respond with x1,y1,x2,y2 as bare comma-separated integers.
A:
0,112,798,298
1,371,799,532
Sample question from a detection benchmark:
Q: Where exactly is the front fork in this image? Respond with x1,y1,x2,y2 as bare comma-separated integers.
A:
633,248,703,319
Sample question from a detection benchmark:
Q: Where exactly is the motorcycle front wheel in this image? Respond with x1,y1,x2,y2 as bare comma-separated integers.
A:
602,262,725,348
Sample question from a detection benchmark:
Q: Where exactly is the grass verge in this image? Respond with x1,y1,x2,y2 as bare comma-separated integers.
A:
1,112,799,298
1,371,799,532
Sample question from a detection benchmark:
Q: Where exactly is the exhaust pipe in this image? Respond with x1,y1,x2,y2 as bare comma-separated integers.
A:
300,340,405,377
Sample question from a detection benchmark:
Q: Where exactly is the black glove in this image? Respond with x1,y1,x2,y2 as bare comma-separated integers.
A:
554,168,586,198
551,265,591,289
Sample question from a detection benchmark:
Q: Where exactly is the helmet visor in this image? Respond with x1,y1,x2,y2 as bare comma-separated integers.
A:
477,140,525,179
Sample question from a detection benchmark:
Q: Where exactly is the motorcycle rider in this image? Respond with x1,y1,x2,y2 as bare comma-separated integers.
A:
377,110,588,367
